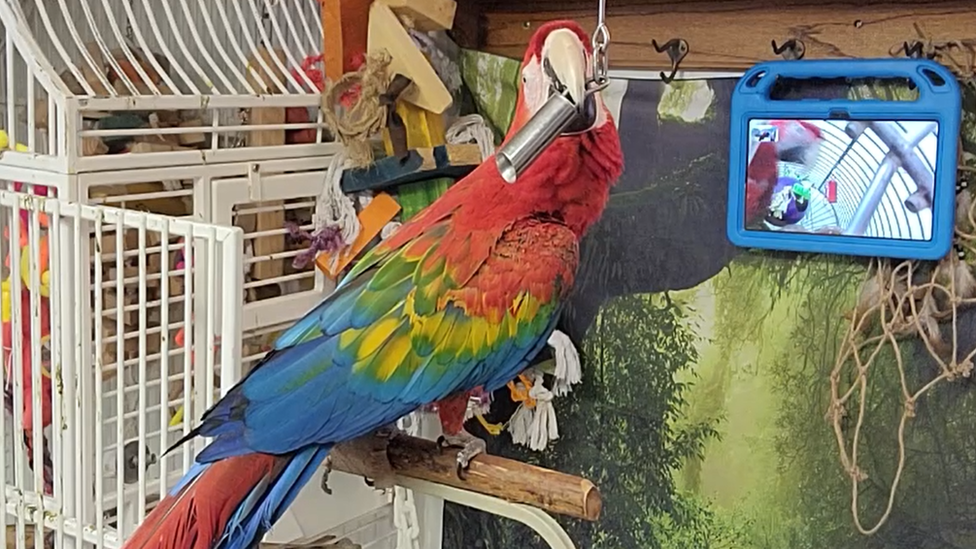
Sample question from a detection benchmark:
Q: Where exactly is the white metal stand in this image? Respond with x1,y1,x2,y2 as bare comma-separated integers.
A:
398,477,577,549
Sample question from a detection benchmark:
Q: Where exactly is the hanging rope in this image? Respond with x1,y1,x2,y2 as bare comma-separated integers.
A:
507,370,562,451
446,114,496,161
288,150,361,269
321,52,392,167
831,136,976,535
548,330,582,396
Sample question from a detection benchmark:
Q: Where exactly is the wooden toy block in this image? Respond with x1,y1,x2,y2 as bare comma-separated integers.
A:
322,0,372,82
243,48,289,281
177,119,207,146
235,199,286,282
340,143,481,193
367,1,452,114
315,192,401,279
382,100,446,152
380,0,457,32
246,101,286,149
83,137,109,156
89,181,192,218
381,100,455,219
246,47,288,94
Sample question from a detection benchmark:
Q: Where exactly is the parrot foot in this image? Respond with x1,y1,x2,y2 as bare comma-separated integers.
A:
320,455,334,495
436,431,486,481
375,424,404,440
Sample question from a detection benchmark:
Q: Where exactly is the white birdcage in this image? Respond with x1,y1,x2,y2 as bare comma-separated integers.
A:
0,0,409,547
0,188,244,548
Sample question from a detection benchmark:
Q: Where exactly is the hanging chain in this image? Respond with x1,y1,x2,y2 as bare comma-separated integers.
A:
589,0,611,92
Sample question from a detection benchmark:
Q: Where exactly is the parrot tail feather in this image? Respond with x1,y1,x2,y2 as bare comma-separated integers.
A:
122,446,330,549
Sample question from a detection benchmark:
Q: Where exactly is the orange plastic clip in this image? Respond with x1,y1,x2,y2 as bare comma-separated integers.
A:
507,374,537,409
315,192,401,279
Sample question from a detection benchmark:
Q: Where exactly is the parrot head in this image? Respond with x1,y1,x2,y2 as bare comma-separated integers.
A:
509,20,607,138
771,120,823,167
401,20,622,242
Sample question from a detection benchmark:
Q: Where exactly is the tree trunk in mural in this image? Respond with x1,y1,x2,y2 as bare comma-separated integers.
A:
563,79,740,344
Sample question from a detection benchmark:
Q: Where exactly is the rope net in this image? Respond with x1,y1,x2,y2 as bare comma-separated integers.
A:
830,49,976,534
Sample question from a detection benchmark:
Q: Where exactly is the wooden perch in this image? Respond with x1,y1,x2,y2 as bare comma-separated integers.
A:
329,433,602,522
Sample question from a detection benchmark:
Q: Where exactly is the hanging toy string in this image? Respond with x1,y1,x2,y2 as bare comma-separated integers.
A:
288,150,361,269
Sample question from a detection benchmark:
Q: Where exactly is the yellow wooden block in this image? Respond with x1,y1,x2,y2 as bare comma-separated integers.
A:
382,101,446,155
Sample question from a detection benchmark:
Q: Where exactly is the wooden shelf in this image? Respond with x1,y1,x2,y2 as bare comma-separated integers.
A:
477,0,976,72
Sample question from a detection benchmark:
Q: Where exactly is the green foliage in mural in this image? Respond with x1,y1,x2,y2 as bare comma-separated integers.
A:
458,50,520,142
444,294,738,549
657,81,717,124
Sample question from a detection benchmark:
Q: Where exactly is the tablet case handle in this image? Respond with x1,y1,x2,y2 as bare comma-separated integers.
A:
739,59,956,99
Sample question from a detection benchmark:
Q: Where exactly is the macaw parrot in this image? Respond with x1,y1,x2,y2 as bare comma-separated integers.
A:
745,119,823,225
123,19,622,549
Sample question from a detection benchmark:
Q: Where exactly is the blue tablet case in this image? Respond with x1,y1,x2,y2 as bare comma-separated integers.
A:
727,59,961,260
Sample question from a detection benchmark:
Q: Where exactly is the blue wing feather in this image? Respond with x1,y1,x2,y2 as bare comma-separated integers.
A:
215,446,330,549
188,218,576,465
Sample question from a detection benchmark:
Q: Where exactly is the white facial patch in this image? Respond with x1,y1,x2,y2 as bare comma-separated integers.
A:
520,58,546,113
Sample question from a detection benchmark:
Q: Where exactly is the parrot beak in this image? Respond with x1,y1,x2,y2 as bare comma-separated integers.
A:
542,29,598,134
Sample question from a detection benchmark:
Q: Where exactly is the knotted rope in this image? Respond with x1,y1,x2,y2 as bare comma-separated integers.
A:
831,135,976,535
321,51,392,168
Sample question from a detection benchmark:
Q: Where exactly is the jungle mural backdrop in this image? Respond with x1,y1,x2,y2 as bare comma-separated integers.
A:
444,50,976,549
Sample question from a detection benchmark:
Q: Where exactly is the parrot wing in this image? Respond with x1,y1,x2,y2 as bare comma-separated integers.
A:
186,215,579,462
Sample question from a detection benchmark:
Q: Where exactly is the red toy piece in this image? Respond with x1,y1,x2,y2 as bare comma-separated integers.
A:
1,212,54,494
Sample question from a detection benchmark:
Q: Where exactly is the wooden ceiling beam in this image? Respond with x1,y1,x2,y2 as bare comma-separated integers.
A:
479,1,976,72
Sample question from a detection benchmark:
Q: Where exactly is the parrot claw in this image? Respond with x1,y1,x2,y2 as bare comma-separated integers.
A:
363,476,375,488
455,439,485,481
320,455,334,495
435,435,450,454
436,431,486,479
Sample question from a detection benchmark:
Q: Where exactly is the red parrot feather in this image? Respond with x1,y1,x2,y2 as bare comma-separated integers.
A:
122,20,622,549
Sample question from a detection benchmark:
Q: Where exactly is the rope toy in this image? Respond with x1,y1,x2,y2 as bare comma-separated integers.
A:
321,51,392,168
831,141,976,535
287,150,361,269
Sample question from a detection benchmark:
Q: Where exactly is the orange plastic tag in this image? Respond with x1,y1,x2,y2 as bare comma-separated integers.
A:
316,192,401,279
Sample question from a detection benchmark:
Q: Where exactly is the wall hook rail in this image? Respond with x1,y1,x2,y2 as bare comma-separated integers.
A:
771,38,805,60
899,40,937,60
651,38,688,84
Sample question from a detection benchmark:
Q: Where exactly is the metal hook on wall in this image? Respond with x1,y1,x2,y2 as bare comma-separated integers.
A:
771,38,805,60
899,40,937,60
651,38,689,84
